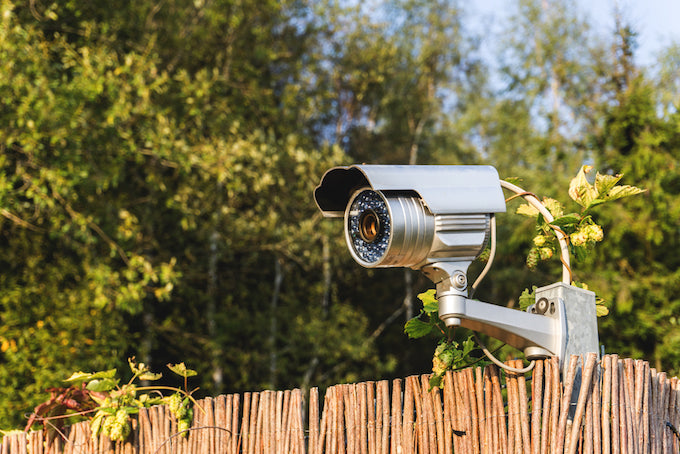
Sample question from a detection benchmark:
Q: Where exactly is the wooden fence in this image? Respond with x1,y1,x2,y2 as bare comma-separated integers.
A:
3,353,680,453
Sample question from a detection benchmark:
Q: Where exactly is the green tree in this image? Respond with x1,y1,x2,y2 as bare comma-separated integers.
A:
588,73,680,372
0,0,384,427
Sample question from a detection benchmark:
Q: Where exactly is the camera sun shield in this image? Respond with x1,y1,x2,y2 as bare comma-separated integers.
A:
314,165,507,217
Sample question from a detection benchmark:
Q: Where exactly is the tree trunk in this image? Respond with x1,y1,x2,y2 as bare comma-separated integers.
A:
207,230,223,394
268,257,284,389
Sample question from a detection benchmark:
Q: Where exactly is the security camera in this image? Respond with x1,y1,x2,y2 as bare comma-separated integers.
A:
314,165,506,298
314,164,600,373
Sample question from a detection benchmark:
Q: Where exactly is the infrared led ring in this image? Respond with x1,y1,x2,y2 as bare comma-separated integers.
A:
346,189,391,265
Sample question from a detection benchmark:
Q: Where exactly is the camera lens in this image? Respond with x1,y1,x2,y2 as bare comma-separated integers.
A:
345,188,435,268
359,210,380,242
346,190,391,264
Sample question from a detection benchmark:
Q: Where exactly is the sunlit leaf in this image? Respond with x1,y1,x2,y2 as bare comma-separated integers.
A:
167,363,198,378
602,184,646,202
549,214,581,227
417,289,438,314
404,318,433,339
568,165,597,207
64,372,94,383
138,372,163,381
596,305,610,317
594,172,624,195
518,286,537,312
86,378,119,392
516,203,539,217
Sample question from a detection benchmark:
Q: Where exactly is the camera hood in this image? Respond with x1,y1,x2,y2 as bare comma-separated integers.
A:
314,165,507,217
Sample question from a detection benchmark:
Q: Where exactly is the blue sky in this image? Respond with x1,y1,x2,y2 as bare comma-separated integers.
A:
582,0,680,66
471,0,680,68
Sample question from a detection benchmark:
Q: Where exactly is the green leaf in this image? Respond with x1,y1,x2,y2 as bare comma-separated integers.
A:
138,372,163,381
90,413,105,439
404,318,434,339
516,203,539,217
167,363,198,378
64,371,94,383
460,336,475,357
86,378,119,392
417,289,438,314
503,177,523,186
518,286,537,311
596,304,610,317
91,369,118,379
594,172,624,196
428,374,443,390
549,214,581,228
568,165,598,207
602,184,646,202
65,368,117,384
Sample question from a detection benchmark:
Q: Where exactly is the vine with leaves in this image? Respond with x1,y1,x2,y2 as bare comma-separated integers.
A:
404,165,645,388
25,359,200,442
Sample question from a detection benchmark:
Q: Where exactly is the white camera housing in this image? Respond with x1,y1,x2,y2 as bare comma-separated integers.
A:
314,165,506,281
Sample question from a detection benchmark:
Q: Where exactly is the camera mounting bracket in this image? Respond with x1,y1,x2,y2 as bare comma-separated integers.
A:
438,281,599,376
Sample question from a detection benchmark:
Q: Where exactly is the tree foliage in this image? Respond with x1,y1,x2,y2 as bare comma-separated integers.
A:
0,0,678,428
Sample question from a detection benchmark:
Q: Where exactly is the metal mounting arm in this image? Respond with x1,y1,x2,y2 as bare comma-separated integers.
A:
438,293,564,359
436,279,600,375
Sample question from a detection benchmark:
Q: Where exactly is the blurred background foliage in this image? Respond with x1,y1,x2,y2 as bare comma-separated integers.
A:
0,0,678,427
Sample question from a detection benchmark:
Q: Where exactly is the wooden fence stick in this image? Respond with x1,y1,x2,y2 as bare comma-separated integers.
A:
611,355,621,454
366,382,375,454
338,385,346,454
567,352,598,454
421,376,436,454
374,383,383,454
549,357,561,453
296,390,306,454
410,376,426,454
378,380,389,454
671,377,680,454
540,359,553,454
358,383,368,454
585,385,594,454
651,368,659,454
592,360,602,454
505,363,520,454
255,393,264,454
555,355,579,453
455,370,472,454
326,387,335,454
531,359,544,454
448,370,462,454
465,367,481,454
454,370,475,453
403,377,414,454
507,375,515,454
514,360,531,453
660,373,670,454
345,385,356,454
622,359,636,454
490,365,507,454
601,355,612,454
474,367,487,454
442,373,453,454
432,384,445,454
621,362,635,454
483,367,495,454
633,360,644,454
640,364,650,454
391,379,403,454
